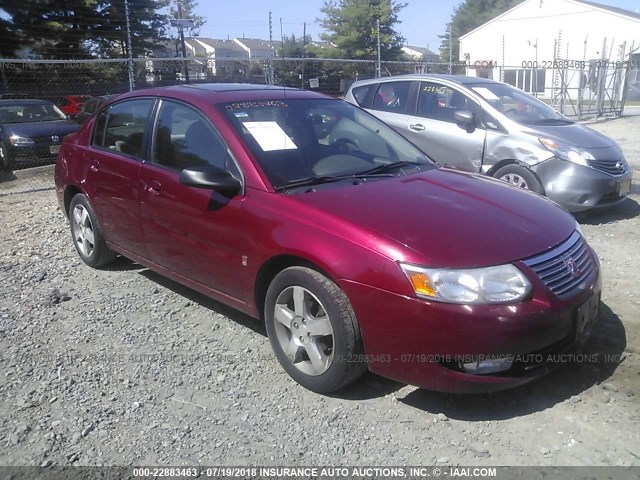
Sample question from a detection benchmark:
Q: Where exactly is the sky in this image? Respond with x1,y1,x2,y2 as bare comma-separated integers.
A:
192,0,640,53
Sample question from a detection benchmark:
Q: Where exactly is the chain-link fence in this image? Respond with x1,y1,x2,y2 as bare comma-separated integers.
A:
0,56,635,177
0,56,450,174
464,62,632,120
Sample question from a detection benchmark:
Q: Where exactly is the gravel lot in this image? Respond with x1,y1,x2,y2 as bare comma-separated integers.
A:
1,117,639,468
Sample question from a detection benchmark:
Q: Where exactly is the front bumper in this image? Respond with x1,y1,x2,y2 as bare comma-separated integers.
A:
533,157,632,212
338,256,602,393
6,143,61,168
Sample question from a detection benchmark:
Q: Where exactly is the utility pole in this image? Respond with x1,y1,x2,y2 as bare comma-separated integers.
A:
177,0,189,83
301,22,306,89
448,23,452,74
376,18,381,78
124,0,135,91
268,11,274,85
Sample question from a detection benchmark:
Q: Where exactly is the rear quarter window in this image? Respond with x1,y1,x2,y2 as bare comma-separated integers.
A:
351,85,375,107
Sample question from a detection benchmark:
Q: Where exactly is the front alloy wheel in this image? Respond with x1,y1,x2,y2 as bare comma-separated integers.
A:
500,172,529,189
265,266,367,393
273,285,335,376
494,164,544,195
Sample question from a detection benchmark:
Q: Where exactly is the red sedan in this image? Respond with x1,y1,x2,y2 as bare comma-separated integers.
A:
54,84,601,394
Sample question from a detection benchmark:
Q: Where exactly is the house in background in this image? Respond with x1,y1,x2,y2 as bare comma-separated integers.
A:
192,38,249,76
402,45,440,74
234,38,279,60
402,46,439,63
458,0,640,99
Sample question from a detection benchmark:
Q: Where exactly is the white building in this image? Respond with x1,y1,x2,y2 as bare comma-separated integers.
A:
458,0,640,99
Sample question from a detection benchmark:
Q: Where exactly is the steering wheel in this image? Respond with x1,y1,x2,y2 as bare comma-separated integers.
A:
332,138,359,154
504,108,518,119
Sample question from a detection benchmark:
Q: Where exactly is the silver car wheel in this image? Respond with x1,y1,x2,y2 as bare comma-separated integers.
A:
273,286,335,376
72,204,95,258
500,173,529,189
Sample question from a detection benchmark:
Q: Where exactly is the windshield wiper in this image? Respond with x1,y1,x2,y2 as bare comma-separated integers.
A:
538,118,574,124
357,161,425,175
275,172,396,192
274,175,344,191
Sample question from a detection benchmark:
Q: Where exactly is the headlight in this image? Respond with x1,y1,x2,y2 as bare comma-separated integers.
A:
9,134,35,146
539,137,594,166
400,263,531,304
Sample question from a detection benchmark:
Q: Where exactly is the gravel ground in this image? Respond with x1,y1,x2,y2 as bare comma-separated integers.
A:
0,117,639,468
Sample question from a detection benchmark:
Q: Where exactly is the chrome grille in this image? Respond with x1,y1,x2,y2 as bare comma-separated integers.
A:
589,159,627,176
522,231,595,298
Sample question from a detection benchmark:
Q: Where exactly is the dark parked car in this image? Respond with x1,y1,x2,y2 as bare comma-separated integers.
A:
0,99,80,170
59,95,92,116
55,84,601,394
73,95,116,125
345,75,632,212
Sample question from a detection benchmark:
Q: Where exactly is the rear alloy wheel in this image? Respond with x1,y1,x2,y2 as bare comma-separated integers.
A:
265,266,367,393
494,164,544,195
69,194,117,268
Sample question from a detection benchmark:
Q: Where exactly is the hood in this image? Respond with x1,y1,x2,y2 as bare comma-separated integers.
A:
5,120,80,138
293,169,576,268
530,123,615,149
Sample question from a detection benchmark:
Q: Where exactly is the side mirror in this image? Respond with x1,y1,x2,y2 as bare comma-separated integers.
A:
453,110,477,133
454,109,474,124
179,167,241,195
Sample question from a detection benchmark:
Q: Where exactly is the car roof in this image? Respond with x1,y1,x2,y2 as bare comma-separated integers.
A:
114,83,329,104
351,74,498,86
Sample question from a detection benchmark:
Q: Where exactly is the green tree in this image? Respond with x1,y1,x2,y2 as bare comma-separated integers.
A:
317,0,407,60
92,0,170,58
1,0,102,59
0,0,169,59
439,0,520,64
279,34,315,58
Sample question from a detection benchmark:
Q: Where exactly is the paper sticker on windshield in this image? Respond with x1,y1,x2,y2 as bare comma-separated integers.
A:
472,87,500,101
244,121,298,151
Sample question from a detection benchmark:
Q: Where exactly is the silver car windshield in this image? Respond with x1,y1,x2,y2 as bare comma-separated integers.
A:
221,98,434,189
468,83,573,126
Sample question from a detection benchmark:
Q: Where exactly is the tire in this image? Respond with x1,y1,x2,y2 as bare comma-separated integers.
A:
264,266,367,393
494,164,544,195
0,142,14,171
68,194,117,268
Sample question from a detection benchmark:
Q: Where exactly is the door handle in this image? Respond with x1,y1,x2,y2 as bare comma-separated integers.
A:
147,180,162,194
89,160,99,172
409,123,425,132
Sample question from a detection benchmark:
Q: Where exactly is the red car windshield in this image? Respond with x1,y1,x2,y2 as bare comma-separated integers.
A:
220,98,433,188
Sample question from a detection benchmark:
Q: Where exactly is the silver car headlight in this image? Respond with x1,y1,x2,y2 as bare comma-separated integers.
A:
9,134,35,146
400,263,531,304
539,137,594,166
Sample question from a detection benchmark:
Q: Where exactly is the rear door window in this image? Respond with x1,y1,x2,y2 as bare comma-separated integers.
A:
92,99,154,159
